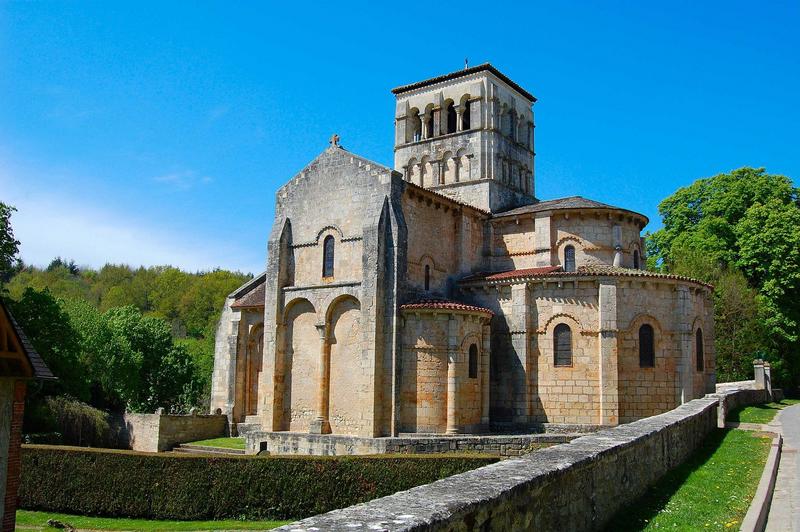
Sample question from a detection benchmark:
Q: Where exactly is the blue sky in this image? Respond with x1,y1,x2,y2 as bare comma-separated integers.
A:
1,1,798,274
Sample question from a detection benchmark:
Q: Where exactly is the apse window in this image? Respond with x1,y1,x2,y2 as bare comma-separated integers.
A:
696,329,704,371
554,323,572,367
468,344,478,378
639,324,655,368
322,235,335,278
564,245,576,272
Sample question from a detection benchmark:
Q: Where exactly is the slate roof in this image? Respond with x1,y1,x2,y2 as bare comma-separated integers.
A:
493,196,649,224
460,265,712,289
0,299,56,380
231,281,266,309
400,299,495,316
392,63,537,103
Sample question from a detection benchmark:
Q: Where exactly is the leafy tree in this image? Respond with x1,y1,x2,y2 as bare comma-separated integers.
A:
179,269,248,337
647,167,800,385
0,202,21,284
5,288,88,401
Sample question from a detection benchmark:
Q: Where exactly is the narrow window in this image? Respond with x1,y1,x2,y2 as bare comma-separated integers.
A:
554,323,572,367
509,112,516,140
564,245,576,272
425,113,434,138
633,249,640,270
639,324,655,368
696,329,704,371
322,235,335,278
411,113,421,142
468,344,478,378
446,102,457,134
424,264,430,291
462,102,471,130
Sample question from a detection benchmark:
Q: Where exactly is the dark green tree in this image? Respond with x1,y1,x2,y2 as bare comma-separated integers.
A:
0,202,21,285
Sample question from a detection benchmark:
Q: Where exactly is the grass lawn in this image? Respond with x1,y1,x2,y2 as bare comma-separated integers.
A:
185,437,246,450
604,428,772,531
16,510,290,531
727,398,800,424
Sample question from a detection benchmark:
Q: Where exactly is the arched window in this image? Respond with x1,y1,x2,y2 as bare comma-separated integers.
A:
446,102,457,134
509,112,517,140
468,344,478,378
639,324,655,368
462,102,470,130
410,111,422,142
554,323,572,367
696,329,704,371
425,113,434,138
424,264,430,291
633,249,640,270
322,235,335,278
564,245,576,272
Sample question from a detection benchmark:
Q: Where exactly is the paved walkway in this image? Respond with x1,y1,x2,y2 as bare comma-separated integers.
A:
766,403,800,531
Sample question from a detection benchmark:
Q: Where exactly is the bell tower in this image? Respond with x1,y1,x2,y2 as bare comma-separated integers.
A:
392,63,537,213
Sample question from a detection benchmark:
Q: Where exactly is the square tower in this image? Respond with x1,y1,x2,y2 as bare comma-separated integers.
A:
392,63,537,213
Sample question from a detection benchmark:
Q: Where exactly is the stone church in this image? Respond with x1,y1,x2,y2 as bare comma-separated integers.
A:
210,64,715,439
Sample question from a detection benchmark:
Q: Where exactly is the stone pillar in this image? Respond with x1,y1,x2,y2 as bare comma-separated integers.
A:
480,323,491,428
534,214,552,267
432,108,442,137
310,324,331,434
268,322,286,431
753,359,765,390
446,315,459,434
510,284,531,424
455,105,465,132
675,285,694,404
598,281,619,425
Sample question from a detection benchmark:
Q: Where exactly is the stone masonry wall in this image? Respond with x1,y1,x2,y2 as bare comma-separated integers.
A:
277,386,764,531
121,413,226,452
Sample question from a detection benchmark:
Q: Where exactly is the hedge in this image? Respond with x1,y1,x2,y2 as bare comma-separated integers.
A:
20,445,499,520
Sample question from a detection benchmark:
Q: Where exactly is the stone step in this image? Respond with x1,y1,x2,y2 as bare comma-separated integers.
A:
173,444,245,455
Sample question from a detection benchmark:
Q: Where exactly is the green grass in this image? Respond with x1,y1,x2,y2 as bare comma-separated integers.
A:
727,398,800,424
605,428,772,531
16,510,290,530
185,437,245,450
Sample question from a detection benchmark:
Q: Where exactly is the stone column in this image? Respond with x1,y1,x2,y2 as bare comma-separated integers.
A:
455,105,465,132
753,359,765,390
510,284,531,424
446,315,460,434
432,107,442,137
310,324,331,434
598,281,619,426
675,285,693,404
481,322,491,428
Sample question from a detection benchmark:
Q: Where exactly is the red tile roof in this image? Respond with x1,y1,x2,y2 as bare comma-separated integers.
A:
460,265,712,290
231,282,266,309
400,299,494,316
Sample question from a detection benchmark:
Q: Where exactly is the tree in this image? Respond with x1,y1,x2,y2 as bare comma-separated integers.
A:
5,288,88,401
0,202,21,285
647,167,800,385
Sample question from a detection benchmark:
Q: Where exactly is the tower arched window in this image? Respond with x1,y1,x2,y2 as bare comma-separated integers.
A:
696,329,704,371
564,245,576,272
509,112,517,141
322,235,335,278
424,264,430,291
639,324,655,368
462,102,470,130
633,249,641,270
554,323,572,367
468,344,478,378
425,113,434,138
446,102,457,134
410,111,422,142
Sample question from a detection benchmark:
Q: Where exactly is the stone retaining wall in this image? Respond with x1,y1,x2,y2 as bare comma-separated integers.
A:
247,432,575,457
277,386,765,531
121,412,226,452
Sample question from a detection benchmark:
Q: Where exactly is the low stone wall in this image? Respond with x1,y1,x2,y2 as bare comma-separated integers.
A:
246,432,574,457
121,412,226,452
277,386,767,531
712,382,768,428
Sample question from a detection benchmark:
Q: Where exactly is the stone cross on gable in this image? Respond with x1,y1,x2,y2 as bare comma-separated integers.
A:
329,133,340,147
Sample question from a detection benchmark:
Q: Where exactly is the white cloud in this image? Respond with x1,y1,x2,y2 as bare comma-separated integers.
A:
152,170,213,190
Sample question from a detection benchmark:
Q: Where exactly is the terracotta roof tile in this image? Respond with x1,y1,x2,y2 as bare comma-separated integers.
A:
493,195,648,224
400,299,494,316
231,282,266,309
461,265,712,290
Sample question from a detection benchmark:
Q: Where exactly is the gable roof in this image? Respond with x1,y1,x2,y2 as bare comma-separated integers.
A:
493,195,649,224
0,299,56,380
392,63,537,103
231,281,266,309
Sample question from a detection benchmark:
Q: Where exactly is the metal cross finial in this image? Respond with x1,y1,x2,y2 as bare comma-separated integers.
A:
464,57,468,70
329,133,340,147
